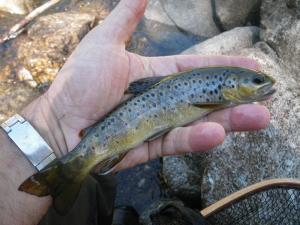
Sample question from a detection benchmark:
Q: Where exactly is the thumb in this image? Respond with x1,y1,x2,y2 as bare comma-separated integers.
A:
102,0,147,43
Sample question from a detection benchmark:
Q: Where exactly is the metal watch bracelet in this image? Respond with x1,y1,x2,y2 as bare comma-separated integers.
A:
1,114,56,171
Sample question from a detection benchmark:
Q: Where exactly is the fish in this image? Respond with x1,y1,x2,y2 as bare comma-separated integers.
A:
18,66,276,215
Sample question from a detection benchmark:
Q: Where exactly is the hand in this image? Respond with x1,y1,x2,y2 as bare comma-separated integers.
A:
24,0,270,171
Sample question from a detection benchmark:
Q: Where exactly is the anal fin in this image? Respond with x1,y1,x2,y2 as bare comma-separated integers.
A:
93,153,127,175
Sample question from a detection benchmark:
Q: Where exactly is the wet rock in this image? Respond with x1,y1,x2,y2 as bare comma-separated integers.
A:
213,0,261,30
161,0,220,37
201,42,300,206
286,0,300,10
0,0,42,14
128,18,202,56
17,12,96,85
183,26,260,55
260,0,300,83
0,81,39,123
162,154,207,207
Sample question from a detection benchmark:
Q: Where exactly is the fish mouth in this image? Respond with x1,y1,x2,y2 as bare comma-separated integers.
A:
255,83,276,101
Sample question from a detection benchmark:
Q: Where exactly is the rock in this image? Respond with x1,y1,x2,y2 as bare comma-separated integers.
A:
260,0,300,83
17,12,96,86
161,0,220,37
201,42,300,207
183,26,260,55
214,0,261,30
162,154,207,207
0,0,41,14
144,0,174,26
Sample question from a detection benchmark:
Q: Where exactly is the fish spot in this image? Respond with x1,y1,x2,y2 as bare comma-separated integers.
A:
95,133,99,138
214,89,218,94
151,93,155,97
146,94,150,98
142,97,146,101
218,85,222,90
198,80,202,84
190,94,195,98
178,83,182,87
212,81,215,85
101,126,105,130
192,80,196,83
206,98,210,102
170,96,174,100
137,99,141,102
231,85,235,88
219,96,222,100
152,103,157,107
163,106,167,110
184,82,188,86
128,109,132,112
203,89,207,94
159,92,163,96
167,85,171,89
142,104,146,108
134,102,137,106
154,114,158,118
219,77,223,81
206,83,210,87
209,91,213,95
174,85,178,89
206,76,209,79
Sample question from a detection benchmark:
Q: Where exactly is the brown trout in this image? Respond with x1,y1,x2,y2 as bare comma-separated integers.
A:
19,66,276,214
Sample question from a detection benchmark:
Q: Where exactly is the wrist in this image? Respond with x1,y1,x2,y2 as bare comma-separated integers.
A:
21,93,68,158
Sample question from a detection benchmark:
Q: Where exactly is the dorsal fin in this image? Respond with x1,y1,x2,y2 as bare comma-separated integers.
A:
125,77,166,95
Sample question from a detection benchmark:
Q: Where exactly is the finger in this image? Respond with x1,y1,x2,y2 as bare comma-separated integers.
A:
137,55,260,80
161,122,226,155
203,104,270,132
102,0,147,43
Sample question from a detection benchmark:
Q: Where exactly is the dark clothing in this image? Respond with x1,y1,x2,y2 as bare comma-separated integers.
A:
39,175,117,225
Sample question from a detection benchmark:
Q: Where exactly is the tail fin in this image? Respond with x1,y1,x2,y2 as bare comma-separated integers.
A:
19,160,85,215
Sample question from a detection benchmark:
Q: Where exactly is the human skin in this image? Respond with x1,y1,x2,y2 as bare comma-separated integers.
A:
0,0,270,224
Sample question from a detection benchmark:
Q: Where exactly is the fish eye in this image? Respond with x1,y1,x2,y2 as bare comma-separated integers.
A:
252,76,264,85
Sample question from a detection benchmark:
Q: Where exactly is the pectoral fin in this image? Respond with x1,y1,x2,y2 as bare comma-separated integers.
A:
147,128,172,142
125,77,166,95
192,102,229,109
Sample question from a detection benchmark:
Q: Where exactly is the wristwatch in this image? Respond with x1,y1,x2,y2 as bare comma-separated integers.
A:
1,114,56,171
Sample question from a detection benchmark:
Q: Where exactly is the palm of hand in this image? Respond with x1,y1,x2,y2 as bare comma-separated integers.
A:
45,0,270,171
